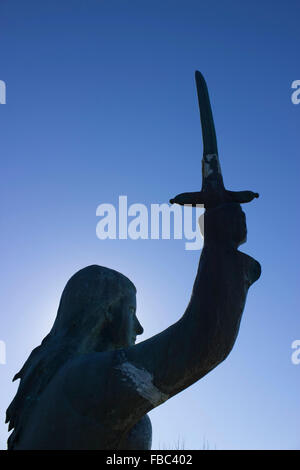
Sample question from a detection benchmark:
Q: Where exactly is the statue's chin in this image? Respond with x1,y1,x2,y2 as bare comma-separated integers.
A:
237,234,247,247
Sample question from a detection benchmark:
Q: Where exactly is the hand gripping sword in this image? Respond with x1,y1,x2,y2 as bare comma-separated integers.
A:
170,71,259,209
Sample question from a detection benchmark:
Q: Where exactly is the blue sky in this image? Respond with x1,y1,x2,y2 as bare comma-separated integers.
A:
1,0,299,449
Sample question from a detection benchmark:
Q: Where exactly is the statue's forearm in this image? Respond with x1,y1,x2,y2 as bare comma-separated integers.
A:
173,241,260,393
126,242,258,402
181,245,245,374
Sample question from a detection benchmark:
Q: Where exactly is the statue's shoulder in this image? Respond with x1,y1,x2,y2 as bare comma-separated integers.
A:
118,413,152,450
60,351,153,449
57,351,115,414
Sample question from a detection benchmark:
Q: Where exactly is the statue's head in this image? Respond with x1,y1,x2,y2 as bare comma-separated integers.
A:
6,265,143,449
50,265,144,351
202,203,247,248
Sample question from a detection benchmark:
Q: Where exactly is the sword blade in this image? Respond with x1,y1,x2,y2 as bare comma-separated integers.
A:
195,70,218,156
195,71,225,194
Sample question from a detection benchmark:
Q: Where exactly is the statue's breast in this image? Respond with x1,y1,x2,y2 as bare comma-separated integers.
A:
118,414,152,450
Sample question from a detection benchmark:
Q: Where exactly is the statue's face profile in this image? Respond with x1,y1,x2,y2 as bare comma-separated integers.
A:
108,289,144,349
48,265,142,352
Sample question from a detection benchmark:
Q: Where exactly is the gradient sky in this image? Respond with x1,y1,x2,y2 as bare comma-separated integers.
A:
1,0,299,450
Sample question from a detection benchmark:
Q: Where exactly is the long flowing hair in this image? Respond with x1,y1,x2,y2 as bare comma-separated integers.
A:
6,265,136,449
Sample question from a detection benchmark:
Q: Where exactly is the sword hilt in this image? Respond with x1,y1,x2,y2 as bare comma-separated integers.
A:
170,153,259,208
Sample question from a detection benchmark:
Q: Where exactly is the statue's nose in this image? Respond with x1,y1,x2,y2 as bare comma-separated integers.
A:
135,318,144,335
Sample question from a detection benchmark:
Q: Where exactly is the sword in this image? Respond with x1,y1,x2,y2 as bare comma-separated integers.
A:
170,71,259,209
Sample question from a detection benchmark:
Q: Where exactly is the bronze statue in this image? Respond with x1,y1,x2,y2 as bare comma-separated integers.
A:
6,72,261,450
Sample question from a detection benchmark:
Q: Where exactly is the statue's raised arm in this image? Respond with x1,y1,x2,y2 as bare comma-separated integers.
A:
6,72,261,450
119,70,261,408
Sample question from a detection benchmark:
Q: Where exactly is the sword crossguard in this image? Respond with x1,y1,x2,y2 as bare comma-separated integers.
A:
169,189,259,209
